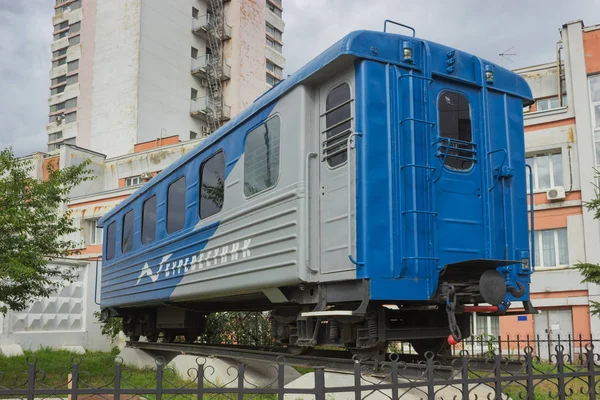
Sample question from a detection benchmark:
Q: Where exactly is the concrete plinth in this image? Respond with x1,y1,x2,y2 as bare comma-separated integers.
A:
169,355,301,387
285,370,499,400
0,344,23,357
117,347,161,369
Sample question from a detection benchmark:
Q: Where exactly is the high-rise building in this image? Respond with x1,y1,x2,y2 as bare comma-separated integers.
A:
47,0,285,158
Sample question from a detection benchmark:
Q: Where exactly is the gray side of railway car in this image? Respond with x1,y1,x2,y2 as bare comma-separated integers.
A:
167,65,357,304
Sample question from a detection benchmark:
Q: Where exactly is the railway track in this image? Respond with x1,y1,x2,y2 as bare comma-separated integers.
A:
127,341,524,377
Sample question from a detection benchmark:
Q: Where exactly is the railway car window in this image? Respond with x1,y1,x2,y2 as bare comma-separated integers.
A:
167,177,187,233
105,222,116,260
244,116,280,197
199,151,225,219
324,83,352,167
142,196,157,244
438,91,474,170
122,210,134,253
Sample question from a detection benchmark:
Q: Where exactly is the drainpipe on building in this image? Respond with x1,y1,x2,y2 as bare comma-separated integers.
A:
557,40,564,107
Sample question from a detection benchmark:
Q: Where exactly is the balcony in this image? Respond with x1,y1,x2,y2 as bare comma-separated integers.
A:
191,55,231,81
192,15,232,40
190,96,231,122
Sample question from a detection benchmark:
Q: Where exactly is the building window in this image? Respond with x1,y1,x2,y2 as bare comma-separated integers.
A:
142,195,157,245
122,210,134,253
51,75,67,86
52,58,67,68
54,30,69,40
265,37,283,53
54,21,69,32
192,7,199,18
590,75,600,165
191,88,198,100
87,219,103,245
438,91,474,171
199,151,225,219
50,102,66,113
244,116,281,196
65,111,77,123
267,0,282,17
266,23,283,41
69,35,80,46
324,83,353,167
526,153,563,191
190,131,198,140
105,222,116,260
167,176,187,234
536,95,567,112
531,228,569,268
65,97,77,109
66,74,79,85
48,131,63,142
472,314,500,338
70,22,81,34
266,60,283,77
51,86,66,95
125,176,142,187
68,60,79,72
52,48,68,58
266,73,281,86
191,46,198,59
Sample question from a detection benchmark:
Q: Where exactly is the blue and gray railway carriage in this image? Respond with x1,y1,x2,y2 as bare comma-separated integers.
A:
99,28,535,357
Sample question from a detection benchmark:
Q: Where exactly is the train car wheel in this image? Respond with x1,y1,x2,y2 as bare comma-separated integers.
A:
409,338,450,357
146,333,159,343
184,332,198,344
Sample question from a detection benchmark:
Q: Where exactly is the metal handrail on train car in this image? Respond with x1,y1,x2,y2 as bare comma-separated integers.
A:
347,132,364,267
383,20,415,37
526,164,535,271
305,152,318,272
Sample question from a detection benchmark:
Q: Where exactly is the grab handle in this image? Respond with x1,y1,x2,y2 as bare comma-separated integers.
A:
305,152,318,271
383,20,416,37
526,164,535,271
346,133,364,266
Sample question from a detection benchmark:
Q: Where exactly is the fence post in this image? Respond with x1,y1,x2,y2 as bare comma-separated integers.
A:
197,359,205,400
277,358,285,400
517,334,521,360
26,356,36,400
556,345,566,400
390,355,399,400
237,362,245,400
354,360,362,400
525,347,534,400
314,367,326,400
114,361,122,400
494,352,502,400
461,353,469,400
426,353,435,400
587,344,597,400
70,359,79,400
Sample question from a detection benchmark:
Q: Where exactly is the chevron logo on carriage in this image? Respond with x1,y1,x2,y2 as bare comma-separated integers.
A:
135,239,252,285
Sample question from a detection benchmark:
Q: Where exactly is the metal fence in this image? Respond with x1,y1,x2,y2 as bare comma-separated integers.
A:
394,333,600,362
2,344,600,400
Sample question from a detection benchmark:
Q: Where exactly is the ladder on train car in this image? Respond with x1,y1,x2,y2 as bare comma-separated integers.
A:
397,71,439,278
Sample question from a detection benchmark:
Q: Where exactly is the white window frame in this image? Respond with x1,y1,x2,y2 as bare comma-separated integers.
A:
526,152,563,192
125,176,142,187
590,75,600,165
88,219,102,245
531,228,569,268
471,313,500,338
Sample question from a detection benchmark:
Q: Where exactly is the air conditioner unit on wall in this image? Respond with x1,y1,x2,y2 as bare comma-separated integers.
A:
546,186,566,201
140,172,153,180
199,78,209,87
201,125,210,134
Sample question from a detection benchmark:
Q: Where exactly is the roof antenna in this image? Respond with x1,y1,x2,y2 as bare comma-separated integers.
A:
499,46,516,67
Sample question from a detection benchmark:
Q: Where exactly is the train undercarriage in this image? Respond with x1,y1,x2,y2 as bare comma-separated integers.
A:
106,264,531,359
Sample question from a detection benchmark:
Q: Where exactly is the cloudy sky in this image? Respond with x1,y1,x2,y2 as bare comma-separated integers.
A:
1,0,599,156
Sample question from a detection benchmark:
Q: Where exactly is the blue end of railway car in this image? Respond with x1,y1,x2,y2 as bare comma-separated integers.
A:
98,26,534,357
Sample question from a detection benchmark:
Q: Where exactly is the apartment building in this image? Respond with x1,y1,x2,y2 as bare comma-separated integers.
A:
47,0,285,158
486,20,600,343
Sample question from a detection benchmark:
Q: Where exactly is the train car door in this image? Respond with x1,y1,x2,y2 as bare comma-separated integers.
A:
431,83,485,265
317,75,355,276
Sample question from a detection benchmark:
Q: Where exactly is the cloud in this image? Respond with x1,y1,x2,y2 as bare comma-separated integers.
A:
0,1,599,156
0,0,53,156
283,0,600,74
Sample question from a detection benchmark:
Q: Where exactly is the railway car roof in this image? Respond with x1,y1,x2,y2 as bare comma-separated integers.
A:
98,30,534,226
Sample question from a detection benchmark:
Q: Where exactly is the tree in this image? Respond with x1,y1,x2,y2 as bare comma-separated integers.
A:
575,175,600,316
0,148,93,313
